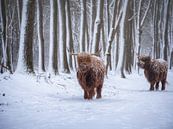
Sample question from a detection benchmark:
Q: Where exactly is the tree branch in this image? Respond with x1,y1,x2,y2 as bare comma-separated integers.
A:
140,0,151,28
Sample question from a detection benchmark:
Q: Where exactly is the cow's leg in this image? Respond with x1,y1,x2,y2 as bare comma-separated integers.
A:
84,90,88,99
161,80,166,91
88,90,94,100
150,82,155,91
155,82,159,90
96,85,102,99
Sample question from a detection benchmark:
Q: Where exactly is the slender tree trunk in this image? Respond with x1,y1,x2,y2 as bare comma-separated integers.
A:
16,0,35,73
66,0,74,70
152,0,161,59
58,0,70,73
135,0,151,73
105,0,122,75
163,0,170,61
0,0,7,73
6,1,15,74
89,0,96,53
115,31,120,69
53,0,58,74
17,0,22,29
92,0,104,54
106,0,110,37
125,0,133,74
116,0,129,78
48,0,59,74
79,0,86,52
85,20,90,52
170,49,173,69
37,0,45,73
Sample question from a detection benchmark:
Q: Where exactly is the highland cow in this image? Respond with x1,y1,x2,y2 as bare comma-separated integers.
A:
76,52,105,100
138,55,168,91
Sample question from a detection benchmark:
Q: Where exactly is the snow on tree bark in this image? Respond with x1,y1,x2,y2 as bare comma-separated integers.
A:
89,0,96,53
66,0,74,70
92,0,104,54
16,0,35,73
58,0,70,73
163,0,170,61
79,0,86,52
48,0,58,75
0,0,7,73
37,0,45,73
105,0,122,75
116,0,129,78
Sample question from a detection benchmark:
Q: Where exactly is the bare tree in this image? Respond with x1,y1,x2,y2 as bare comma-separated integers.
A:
163,0,170,61
125,0,133,74
116,0,129,78
0,0,7,73
134,0,151,72
92,0,104,54
105,0,122,75
17,0,22,28
66,0,74,70
48,0,58,74
89,0,96,52
16,0,35,73
37,0,45,73
58,0,70,73
79,0,86,52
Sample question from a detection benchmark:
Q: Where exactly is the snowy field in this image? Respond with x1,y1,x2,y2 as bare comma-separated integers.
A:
0,70,173,129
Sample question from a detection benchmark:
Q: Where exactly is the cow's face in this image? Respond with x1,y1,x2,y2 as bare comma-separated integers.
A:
137,55,151,69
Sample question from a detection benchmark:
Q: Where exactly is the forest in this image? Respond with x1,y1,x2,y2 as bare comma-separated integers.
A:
1,1,173,129
0,0,173,78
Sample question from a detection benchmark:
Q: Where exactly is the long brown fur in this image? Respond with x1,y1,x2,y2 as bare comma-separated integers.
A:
77,52,105,100
138,55,168,91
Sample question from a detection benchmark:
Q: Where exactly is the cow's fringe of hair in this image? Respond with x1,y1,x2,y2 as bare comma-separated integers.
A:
138,55,168,91
77,52,105,99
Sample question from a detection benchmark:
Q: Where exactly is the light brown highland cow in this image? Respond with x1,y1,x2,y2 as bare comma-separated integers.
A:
77,52,105,100
138,55,168,91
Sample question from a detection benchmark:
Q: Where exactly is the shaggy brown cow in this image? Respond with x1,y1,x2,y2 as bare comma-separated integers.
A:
137,55,168,91
77,52,105,100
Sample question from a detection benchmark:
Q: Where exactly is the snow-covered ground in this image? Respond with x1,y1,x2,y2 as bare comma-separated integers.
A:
0,70,173,129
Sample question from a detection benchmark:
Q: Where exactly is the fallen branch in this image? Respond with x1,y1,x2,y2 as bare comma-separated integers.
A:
0,64,13,74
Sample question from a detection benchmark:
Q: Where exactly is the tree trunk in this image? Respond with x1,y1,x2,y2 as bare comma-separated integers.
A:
48,0,58,74
170,50,173,69
16,0,35,73
92,0,104,54
89,0,96,53
125,0,133,74
79,0,86,52
37,0,45,73
135,0,151,73
105,0,122,75
116,0,129,78
153,0,160,59
58,0,70,73
106,0,110,37
17,0,22,28
163,0,170,61
0,0,7,73
66,0,74,70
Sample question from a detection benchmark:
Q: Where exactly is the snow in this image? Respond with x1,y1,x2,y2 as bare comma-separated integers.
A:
0,70,173,129
156,58,167,63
